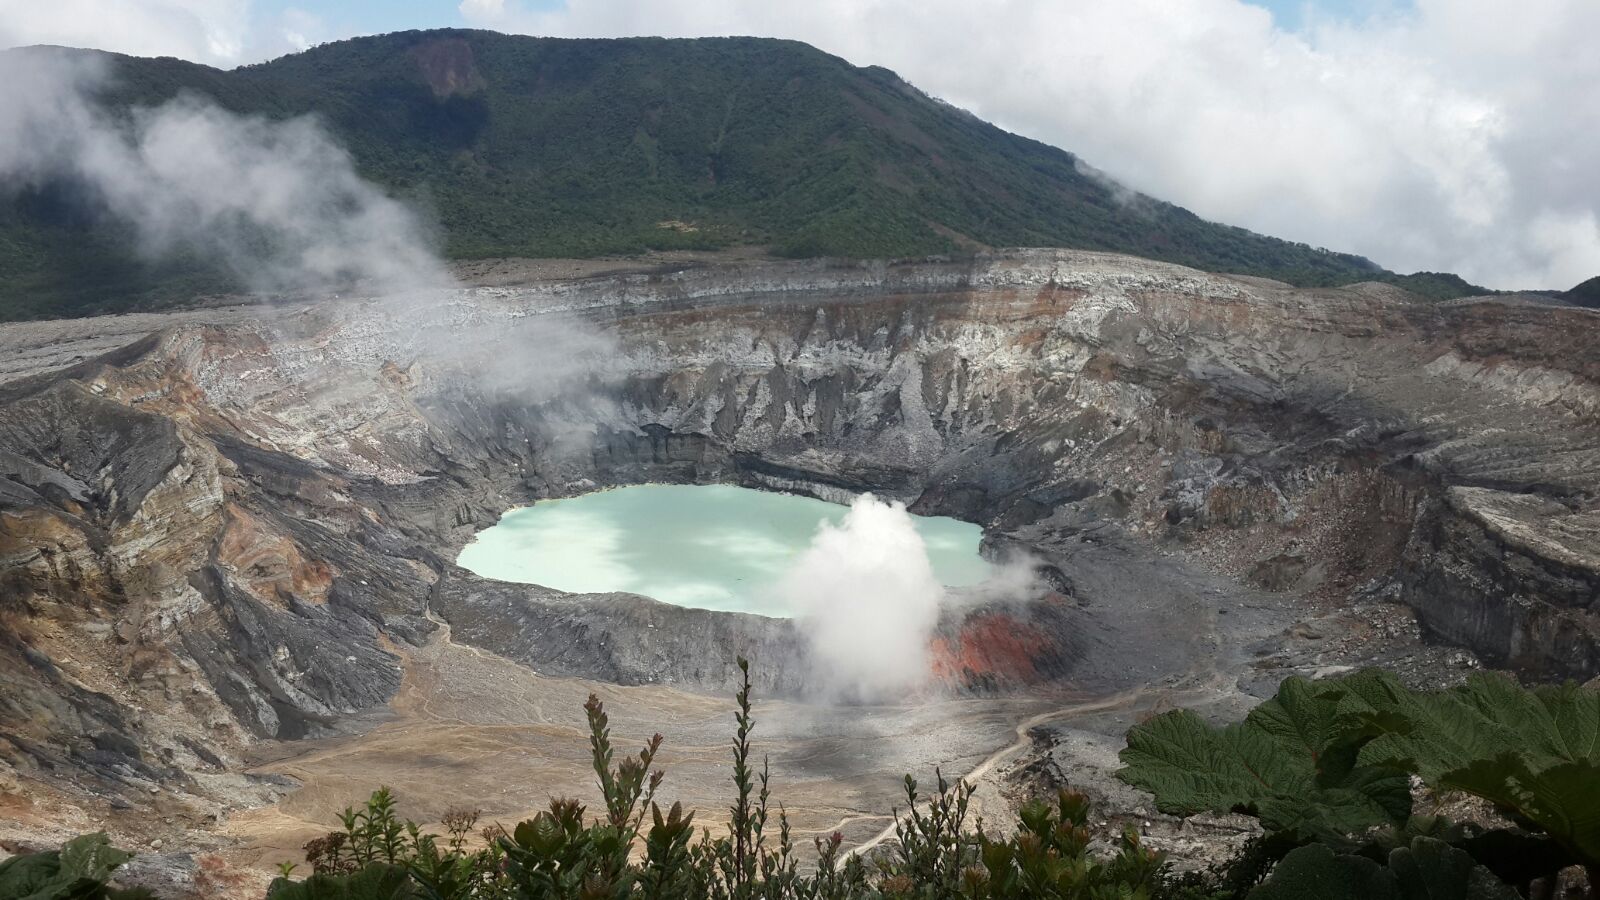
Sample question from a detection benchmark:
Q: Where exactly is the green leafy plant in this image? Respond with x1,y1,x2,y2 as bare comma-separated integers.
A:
0,832,152,900
1117,675,1411,843
258,655,1180,900
964,786,1167,899
1249,837,1517,900
1337,670,1600,889
286,787,509,898
1118,670,1600,899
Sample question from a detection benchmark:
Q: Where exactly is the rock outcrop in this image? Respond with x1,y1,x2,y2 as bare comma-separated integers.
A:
0,249,1596,832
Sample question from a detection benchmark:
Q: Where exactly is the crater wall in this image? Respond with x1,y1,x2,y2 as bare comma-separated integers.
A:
1,249,1596,823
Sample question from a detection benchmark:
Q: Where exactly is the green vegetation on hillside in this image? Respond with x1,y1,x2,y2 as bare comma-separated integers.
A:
1380,272,1491,302
12,663,1597,898
0,31,1489,320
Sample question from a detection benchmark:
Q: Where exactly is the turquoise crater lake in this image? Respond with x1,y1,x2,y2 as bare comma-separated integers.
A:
455,484,992,618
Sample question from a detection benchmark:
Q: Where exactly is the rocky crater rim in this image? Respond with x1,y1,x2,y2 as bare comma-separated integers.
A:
1,248,1597,834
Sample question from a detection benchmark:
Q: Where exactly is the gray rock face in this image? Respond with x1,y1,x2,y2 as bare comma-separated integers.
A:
436,580,803,695
0,248,1596,822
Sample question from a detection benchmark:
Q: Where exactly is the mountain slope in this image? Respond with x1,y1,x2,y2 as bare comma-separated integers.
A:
1565,275,1600,308
0,30,1482,319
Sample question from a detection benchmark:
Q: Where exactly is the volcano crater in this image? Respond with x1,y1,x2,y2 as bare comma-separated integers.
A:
2,250,1597,873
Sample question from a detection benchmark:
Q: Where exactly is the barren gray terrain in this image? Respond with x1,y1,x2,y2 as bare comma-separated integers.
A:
2,249,1595,896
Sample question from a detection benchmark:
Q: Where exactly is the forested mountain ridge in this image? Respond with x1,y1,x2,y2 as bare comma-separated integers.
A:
0,30,1487,319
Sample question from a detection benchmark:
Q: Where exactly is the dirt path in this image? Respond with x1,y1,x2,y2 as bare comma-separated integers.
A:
842,687,1146,859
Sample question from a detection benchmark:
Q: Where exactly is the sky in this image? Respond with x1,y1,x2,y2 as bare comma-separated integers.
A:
0,0,1595,291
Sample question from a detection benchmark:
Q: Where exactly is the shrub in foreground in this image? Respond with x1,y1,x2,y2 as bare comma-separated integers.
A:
17,664,1593,898
265,657,1167,899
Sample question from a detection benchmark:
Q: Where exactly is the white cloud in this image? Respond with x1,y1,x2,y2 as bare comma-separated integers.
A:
458,0,508,20
0,1,340,65
0,0,251,64
277,7,326,53
4,0,1597,289
458,0,1600,289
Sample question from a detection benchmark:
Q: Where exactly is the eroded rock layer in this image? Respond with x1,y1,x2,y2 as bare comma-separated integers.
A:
1,249,1596,825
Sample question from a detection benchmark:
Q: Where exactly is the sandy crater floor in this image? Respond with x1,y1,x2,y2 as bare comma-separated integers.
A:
221,620,1067,873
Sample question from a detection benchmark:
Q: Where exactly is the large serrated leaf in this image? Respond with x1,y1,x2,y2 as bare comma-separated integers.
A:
55,834,133,885
0,833,138,900
0,853,65,899
1248,677,1346,761
1336,671,1600,867
1249,838,1519,900
1349,672,1600,777
1118,709,1311,816
1246,844,1397,900
1539,682,1600,760
1386,837,1521,900
1118,676,1410,840
1492,758,1600,866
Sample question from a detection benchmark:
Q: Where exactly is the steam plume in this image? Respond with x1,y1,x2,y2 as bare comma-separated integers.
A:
0,48,446,296
0,46,615,409
777,494,944,701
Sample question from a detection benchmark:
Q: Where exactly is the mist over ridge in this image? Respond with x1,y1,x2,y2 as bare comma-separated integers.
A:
0,29,1499,321
0,47,449,300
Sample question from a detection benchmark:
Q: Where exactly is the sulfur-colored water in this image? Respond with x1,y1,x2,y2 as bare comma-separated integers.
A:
455,484,990,618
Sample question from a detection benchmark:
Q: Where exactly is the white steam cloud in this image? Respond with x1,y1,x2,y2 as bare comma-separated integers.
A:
0,49,447,297
0,45,616,424
960,549,1046,607
776,494,1052,702
777,494,945,702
